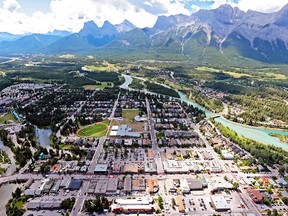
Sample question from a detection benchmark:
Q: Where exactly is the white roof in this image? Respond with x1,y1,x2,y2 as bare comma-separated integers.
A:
211,196,230,210
110,131,118,136
115,197,152,205
111,126,119,131
112,204,153,210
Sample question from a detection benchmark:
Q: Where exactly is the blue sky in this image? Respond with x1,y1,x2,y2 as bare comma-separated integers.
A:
0,0,287,34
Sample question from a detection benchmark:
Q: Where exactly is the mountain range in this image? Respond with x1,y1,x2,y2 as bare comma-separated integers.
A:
1,4,288,64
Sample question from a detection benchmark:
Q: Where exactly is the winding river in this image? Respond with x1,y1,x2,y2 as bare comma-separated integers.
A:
120,74,288,150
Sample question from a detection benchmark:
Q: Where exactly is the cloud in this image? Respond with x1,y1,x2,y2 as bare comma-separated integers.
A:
3,0,20,12
0,0,287,34
236,0,288,13
191,4,200,12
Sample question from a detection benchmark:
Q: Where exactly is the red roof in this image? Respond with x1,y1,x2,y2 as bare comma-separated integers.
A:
247,189,263,202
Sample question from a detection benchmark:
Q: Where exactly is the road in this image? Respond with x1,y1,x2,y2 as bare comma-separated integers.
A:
145,97,164,174
71,180,90,216
87,92,120,174
194,122,262,216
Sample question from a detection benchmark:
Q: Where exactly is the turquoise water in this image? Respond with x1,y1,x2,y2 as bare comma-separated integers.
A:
177,90,288,150
121,74,288,150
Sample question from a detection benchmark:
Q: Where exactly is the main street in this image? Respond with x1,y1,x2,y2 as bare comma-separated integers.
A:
145,97,164,174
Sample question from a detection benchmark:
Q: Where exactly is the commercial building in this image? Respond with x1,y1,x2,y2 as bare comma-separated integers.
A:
27,199,62,210
95,180,108,195
132,179,146,192
124,176,132,194
180,179,190,194
175,196,185,213
210,196,230,211
107,178,119,195
94,164,109,174
187,178,203,190
111,197,153,213
67,179,82,190
147,179,159,194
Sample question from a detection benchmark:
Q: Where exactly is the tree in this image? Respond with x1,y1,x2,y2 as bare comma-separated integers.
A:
282,197,288,205
263,197,271,206
233,182,239,190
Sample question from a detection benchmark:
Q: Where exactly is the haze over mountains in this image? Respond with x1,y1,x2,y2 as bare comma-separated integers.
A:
1,4,288,63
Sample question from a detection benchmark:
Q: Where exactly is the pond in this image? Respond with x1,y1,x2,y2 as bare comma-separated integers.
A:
36,128,52,148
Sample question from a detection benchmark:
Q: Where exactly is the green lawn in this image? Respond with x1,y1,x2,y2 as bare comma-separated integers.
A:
77,121,110,137
83,82,112,90
0,113,16,123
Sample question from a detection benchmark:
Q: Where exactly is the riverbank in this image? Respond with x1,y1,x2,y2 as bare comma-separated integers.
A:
120,74,288,150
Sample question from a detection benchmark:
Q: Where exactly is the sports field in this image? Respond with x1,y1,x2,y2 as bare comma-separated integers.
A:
77,121,110,137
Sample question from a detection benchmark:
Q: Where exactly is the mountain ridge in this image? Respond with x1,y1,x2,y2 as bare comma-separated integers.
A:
0,4,288,63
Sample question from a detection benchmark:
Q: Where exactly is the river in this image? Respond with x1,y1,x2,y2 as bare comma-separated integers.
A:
120,74,288,150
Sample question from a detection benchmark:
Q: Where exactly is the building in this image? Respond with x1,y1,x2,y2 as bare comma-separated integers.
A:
27,199,62,210
67,179,82,190
247,188,264,203
124,176,132,194
111,197,153,213
94,164,109,174
132,179,146,192
180,179,190,194
50,180,61,193
116,125,141,138
210,196,230,211
95,180,108,195
187,178,203,190
175,196,185,213
42,179,54,193
107,178,119,195
147,179,159,194
124,164,138,173
221,150,234,160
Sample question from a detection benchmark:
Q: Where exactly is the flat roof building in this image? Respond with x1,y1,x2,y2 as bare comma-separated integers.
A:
210,196,230,211
67,179,82,190
147,178,159,194
95,180,108,195
124,176,132,194
187,178,203,190
107,178,119,195
175,196,185,213
94,164,109,174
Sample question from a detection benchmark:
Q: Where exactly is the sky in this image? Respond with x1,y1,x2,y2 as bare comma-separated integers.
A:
0,0,287,34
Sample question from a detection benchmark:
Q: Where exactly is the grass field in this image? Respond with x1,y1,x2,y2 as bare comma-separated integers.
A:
85,61,119,72
120,109,144,132
77,121,110,137
83,82,112,90
0,113,16,123
196,66,253,78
